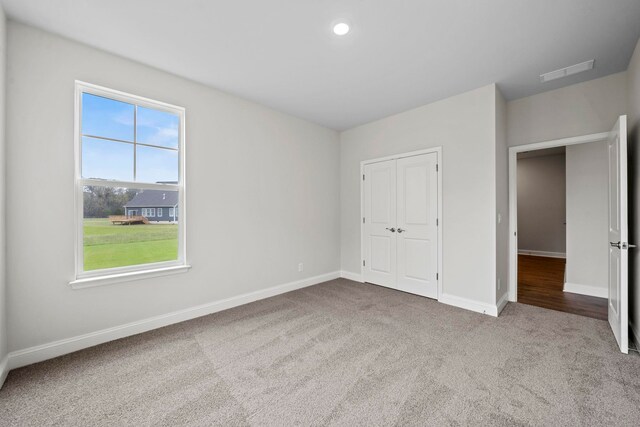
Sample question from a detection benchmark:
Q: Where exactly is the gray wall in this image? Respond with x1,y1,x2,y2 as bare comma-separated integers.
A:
5,22,340,352
340,84,498,306
0,6,6,382
565,141,609,295
628,37,640,346
507,72,628,147
517,154,566,255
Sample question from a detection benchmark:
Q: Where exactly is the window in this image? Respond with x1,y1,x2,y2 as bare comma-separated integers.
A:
142,208,156,218
158,208,163,217
74,81,186,284
169,207,175,217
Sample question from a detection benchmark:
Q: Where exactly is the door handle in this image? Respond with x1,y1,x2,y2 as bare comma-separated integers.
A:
386,227,396,233
610,241,621,249
397,228,406,233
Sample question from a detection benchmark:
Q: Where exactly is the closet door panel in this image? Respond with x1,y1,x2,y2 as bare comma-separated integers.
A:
363,160,397,288
396,153,438,298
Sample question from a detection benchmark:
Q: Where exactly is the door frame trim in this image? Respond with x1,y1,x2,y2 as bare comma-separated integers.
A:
360,147,443,300
507,132,609,302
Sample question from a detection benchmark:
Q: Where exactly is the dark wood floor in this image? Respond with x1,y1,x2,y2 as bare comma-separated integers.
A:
518,255,608,320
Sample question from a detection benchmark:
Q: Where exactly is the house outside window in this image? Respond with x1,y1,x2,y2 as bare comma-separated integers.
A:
73,81,187,285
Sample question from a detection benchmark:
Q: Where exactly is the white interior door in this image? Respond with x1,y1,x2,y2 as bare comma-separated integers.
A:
363,160,397,288
396,153,439,298
607,115,628,354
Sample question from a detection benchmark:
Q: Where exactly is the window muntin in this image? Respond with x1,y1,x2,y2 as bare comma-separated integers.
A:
76,82,185,279
80,90,179,185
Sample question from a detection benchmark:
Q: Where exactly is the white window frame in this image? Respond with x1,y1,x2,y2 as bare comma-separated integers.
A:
71,81,189,288
158,208,163,217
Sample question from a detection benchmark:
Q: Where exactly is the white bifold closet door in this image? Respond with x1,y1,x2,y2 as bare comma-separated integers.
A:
363,152,438,299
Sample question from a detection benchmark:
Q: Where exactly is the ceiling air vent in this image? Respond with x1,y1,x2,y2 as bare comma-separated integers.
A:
540,59,595,83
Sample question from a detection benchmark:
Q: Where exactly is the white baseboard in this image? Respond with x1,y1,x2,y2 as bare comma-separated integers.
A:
630,322,640,353
518,249,566,259
7,271,340,371
497,292,509,315
0,355,8,390
563,282,607,299
340,270,364,282
439,293,499,317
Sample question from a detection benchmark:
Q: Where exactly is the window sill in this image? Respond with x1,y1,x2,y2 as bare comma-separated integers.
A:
70,264,191,289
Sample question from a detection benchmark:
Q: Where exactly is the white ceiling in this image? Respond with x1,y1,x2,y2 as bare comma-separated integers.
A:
2,0,640,130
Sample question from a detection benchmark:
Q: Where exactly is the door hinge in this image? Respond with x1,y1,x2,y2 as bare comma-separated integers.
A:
436,164,438,172
363,174,365,181
436,218,439,226
363,260,366,267
436,273,439,280
363,217,365,224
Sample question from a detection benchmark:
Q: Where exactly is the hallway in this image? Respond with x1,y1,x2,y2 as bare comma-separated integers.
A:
517,255,607,320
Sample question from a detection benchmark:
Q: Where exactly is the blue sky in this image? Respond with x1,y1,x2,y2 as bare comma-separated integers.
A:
82,93,178,183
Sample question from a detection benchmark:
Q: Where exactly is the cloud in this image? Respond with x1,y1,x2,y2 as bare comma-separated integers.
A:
136,109,179,148
140,123,179,147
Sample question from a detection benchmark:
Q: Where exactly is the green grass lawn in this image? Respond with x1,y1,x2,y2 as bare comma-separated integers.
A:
84,218,178,271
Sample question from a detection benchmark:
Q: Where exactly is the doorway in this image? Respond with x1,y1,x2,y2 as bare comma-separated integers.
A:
360,148,442,299
516,144,607,320
508,115,635,353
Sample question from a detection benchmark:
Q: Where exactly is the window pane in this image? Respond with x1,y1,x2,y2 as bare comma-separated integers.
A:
82,137,133,181
137,106,179,149
136,145,178,183
83,186,179,271
82,93,134,142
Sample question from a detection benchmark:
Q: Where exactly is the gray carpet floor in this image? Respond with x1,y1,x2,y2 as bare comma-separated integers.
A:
1,279,640,426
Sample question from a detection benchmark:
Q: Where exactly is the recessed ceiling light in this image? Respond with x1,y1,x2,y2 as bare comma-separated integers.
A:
540,59,595,83
333,23,350,36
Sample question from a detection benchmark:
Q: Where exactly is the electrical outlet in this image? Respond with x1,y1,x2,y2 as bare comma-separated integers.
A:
497,213,502,224
298,263,304,272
